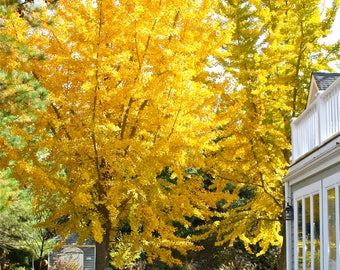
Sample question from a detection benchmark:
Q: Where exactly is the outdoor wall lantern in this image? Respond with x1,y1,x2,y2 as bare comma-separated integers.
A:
285,203,294,221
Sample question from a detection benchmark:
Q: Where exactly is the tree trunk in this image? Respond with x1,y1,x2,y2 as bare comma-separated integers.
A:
278,219,286,270
96,237,110,270
95,204,111,270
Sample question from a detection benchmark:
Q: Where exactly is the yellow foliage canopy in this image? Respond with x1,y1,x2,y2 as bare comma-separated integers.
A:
1,0,233,267
1,0,340,267
203,0,340,256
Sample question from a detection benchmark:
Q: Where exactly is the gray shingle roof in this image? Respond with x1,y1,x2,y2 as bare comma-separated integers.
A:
63,234,96,245
313,72,340,91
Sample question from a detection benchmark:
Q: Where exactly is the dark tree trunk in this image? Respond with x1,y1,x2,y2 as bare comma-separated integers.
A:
96,237,110,270
95,204,111,270
278,219,286,270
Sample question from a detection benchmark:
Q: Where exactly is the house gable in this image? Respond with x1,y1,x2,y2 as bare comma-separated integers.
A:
307,72,340,106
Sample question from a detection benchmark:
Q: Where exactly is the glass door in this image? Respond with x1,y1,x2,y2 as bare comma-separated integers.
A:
323,172,340,270
292,172,340,269
294,182,321,270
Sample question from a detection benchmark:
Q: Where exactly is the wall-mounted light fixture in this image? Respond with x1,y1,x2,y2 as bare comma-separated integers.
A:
285,203,294,221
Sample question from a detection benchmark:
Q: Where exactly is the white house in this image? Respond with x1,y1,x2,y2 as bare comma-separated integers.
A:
284,72,340,269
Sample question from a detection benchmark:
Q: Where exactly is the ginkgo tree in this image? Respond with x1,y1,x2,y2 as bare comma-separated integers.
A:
203,0,340,267
0,0,236,268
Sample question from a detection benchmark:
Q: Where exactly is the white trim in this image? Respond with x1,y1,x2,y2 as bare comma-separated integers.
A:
323,171,340,188
294,181,321,198
293,181,322,270
285,181,293,270
322,173,340,270
284,138,340,185
336,186,340,270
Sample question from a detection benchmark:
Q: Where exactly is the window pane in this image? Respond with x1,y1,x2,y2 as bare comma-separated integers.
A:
313,194,320,270
328,188,336,269
305,197,311,269
298,199,303,269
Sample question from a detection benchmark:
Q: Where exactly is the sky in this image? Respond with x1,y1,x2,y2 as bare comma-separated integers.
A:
321,0,340,70
322,0,340,43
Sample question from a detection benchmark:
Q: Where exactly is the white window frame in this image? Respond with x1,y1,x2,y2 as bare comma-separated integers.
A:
293,181,322,270
292,172,340,270
323,172,340,270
